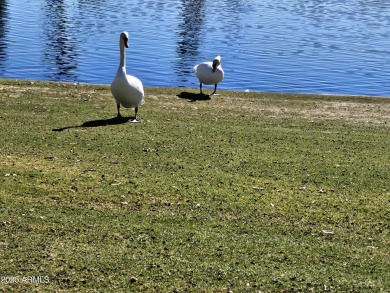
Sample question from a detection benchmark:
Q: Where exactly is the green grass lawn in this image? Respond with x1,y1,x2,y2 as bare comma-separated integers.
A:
0,79,389,292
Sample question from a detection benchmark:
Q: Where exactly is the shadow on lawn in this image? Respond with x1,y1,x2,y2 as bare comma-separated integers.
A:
177,91,211,102
52,116,133,132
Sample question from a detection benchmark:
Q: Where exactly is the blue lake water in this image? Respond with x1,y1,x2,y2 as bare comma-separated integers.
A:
0,0,389,96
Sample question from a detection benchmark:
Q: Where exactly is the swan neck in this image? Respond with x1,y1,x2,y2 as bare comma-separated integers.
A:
119,41,126,68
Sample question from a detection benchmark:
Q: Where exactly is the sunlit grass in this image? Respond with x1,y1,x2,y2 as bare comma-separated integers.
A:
0,79,389,292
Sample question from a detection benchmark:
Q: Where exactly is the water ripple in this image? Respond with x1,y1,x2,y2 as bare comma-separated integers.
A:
0,0,389,96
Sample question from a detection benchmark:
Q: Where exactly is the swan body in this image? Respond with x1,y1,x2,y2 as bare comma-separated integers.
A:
194,56,224,95
111,31,144,121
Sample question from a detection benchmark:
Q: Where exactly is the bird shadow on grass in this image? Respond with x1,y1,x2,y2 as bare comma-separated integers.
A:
52,116,133,132
177,91,211,102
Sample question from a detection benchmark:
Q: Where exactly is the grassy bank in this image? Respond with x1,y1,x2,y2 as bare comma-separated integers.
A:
0,79,389,292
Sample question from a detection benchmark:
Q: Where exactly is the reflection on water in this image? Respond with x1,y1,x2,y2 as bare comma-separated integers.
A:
0,0,7,74
0,0,389,96
42,0,78,80
175,0,205,83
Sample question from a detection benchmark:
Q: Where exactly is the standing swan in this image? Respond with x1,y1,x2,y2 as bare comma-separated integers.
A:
111,31,144,122
194,56,224,95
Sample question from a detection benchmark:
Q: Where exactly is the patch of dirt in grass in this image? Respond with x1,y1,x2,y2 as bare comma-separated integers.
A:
206,93,390,126
302,101,390,125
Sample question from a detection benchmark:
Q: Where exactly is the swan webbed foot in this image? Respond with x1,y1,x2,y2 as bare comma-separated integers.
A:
129,118,141,123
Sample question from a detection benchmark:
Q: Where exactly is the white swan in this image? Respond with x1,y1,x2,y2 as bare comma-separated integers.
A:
194,56,224,95
111,31,144,122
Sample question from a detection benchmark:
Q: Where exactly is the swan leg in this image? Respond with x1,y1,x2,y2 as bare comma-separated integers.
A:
199,83,203,94
130,107,141,123
117,103,122,118
211,84,218,95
